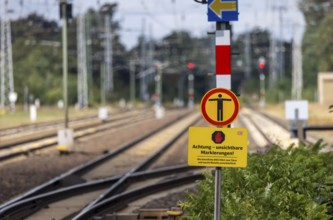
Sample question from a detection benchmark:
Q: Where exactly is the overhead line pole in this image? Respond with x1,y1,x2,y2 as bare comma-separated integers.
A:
244,28,251,79
291,23,303,100
140,18,148,102
104,14,113,94
0,0,15,110
86,12,94,105
0,1,6,108
129,60,136,105
77,4,89,108
61,0,69,128
278,5,286,79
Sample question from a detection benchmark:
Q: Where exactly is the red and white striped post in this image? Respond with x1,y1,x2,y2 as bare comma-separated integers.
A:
215,29,231,89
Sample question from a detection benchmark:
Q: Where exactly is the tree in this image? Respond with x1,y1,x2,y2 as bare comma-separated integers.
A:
11,14,63,105
299,0,333,99
9,4,128,106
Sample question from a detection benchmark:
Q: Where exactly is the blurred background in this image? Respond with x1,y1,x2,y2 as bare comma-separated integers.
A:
0,0,330,116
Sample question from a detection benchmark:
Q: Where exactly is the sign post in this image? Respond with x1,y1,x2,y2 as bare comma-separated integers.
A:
189,1,246,220
210,2,238,216
215,24,231,220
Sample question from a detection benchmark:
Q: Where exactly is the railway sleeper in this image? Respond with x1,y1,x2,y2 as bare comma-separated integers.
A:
99,207,183,220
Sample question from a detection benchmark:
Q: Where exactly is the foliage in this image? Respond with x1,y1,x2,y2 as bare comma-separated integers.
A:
11,15,62,105
180,141,333,219
299,0,333,95
10,6,127,106
9,9,217,106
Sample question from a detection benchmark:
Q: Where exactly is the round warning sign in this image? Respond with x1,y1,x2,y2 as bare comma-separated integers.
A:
200,88,239,126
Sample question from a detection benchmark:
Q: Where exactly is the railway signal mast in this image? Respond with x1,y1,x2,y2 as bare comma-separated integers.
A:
187,62,195,108
57,0,74,152
258,57,266,108
0,0,15,111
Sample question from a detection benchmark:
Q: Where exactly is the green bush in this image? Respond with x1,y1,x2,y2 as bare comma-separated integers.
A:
180,141,333,219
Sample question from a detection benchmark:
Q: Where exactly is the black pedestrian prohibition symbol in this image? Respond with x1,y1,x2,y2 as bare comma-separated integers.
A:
209,94,231,121
200,88,239,127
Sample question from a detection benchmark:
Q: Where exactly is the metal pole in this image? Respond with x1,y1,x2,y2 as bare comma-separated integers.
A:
130,60,135,105
177,74,183,106
188,73,194,108
77,7,89,108
214,167,222,220
0,2,6,108
86,12,94,105
61,0,69,128
259,71,266,108
101,63,106,106
104,14,113,94
295,109,304,141
140,18,147,101
244,29,251,79
214,21,231,220
155,65,162,106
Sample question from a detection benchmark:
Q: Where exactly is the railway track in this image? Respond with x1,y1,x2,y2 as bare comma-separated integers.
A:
238,107,316,153
0,109,146,144
0,113,97,138
0,107,322,219
0,109,155,162
0,110,202,219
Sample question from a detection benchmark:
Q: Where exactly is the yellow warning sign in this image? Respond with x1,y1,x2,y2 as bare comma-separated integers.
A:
200,88,239,127
188,127,248,167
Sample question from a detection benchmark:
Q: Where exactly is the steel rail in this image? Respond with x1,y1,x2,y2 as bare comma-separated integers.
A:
237,113,272,151
0,111,155,161
0,110,193,210
292,125,333,140
0,113,97,137
246,105,316,146
75,172,204,220
0,165,202,220
72,113,201,219
0,109,137,137
0,109,147,149
259,110,315,145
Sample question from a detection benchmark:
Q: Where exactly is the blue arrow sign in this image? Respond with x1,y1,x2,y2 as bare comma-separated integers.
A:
208,0,238,22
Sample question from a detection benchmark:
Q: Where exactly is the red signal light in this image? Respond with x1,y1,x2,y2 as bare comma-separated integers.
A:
259,63,265,70
187,62,195,70
258,57,265,70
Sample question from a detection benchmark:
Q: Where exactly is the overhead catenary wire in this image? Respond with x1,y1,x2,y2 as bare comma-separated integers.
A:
139,0,173,30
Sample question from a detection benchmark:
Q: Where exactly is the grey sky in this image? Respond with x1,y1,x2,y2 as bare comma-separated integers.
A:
4,0,305,49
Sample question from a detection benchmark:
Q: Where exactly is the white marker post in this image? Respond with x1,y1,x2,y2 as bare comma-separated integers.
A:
29,104,37,122
8,92,17,112
285,100,308,140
